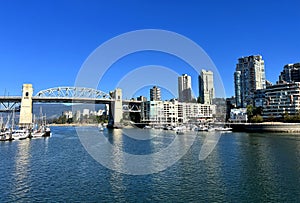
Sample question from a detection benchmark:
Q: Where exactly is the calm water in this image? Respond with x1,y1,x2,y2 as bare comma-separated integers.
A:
1,127,300,202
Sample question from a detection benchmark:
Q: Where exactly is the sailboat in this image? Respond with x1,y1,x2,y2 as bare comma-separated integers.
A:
11,109,29,140
32,107,51,137
0,115,13,141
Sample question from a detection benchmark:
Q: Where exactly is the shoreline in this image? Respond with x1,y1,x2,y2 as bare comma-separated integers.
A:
48,123,104,127
230,122,300,133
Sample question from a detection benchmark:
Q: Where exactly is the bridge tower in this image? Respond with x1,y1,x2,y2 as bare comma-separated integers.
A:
108,88,123,128
19,84,33,128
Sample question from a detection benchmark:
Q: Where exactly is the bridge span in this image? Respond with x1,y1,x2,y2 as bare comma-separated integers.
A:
0,84,141,128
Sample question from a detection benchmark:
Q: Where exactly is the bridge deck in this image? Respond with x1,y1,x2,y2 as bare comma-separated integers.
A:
0,96,142,104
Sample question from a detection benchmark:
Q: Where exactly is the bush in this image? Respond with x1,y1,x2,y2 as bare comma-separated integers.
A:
250,115,263,123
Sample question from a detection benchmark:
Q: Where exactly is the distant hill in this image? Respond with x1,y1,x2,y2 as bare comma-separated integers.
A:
0,103,106,124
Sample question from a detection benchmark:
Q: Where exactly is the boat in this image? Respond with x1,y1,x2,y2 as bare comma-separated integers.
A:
32,130,45,137
98,123,104,131
12,129,30,140
10,109,29,140
31,124,46,137
44,126,51,137
143,125,152,129
197,125,208,131
0,131,13,141
176,128,184,135
153,125,164,129
214,127,232,132
35,108,51,137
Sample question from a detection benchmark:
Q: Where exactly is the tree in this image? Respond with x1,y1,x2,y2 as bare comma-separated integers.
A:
250,115,263,123
247,105,265,123
246,105,254,119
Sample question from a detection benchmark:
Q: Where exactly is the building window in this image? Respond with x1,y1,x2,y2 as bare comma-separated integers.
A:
25,92,29,97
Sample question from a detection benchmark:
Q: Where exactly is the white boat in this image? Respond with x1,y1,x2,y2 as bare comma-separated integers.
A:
174,126,186,134
33,108,51,137
44,126,51,137
31,127,46,137
198,126,208,131
143,125,152,129
153,125,164,129
0,131,13,141
176,128,184,135
98,124,104,131
215,127,232,132
12,129,29,140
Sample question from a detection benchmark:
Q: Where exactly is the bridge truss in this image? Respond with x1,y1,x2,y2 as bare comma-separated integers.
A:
35,87,111,100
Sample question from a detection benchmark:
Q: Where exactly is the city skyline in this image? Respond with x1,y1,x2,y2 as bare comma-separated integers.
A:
0,1,300,99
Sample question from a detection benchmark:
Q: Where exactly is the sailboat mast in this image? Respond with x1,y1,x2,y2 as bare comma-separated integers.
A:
12,109,15,130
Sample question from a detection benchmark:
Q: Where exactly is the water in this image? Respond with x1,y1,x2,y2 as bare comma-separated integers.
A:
1,127,300,202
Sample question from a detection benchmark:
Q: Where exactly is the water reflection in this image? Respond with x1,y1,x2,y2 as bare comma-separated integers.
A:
12,140,31,201
109,129,124,173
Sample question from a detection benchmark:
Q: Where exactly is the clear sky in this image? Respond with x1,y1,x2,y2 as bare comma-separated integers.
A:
0,0,299,99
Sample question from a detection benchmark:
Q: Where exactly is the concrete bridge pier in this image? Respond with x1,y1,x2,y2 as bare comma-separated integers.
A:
19,84,33,128
108,88,123,128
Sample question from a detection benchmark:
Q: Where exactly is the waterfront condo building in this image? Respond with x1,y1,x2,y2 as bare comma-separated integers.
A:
141,100,215,125
178,74,193,102
150,86,161,101
234,55,266,108
278,63,300,83
262,82,300,118
199,70,214,105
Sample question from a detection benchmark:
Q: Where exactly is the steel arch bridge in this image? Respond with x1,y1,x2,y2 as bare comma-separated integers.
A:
35,87,111,99
0,86,141,113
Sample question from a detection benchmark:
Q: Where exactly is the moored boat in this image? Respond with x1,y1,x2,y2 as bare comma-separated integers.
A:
0,131,13,141
12,129,29,140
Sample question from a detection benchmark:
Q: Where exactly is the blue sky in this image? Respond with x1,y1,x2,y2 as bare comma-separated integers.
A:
0,0,299,99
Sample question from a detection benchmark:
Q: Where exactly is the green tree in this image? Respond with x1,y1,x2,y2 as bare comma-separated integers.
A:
246,105,254,119
250,115,263,123
55,115,67,124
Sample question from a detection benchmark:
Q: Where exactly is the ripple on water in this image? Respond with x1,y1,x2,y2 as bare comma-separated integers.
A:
0,127,300,202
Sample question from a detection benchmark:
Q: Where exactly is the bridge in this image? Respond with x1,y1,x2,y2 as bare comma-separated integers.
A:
0,84,141,128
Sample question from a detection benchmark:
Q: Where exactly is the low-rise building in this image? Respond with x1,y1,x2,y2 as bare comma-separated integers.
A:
229,108,248,122
141,100,215,125
63,111,73,119
82,109,90,118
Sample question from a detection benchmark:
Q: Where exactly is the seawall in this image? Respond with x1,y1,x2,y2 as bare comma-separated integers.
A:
230,122,300,133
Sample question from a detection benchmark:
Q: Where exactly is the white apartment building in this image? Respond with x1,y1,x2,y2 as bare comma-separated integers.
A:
63,111,73,119
141,100,215,125
229,108,248,122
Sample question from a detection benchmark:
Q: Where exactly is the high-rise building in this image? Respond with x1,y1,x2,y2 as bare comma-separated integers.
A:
150,86,161,101
178,74,192,102
278,63,300,83
234,55,266,107
199,70,214,104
